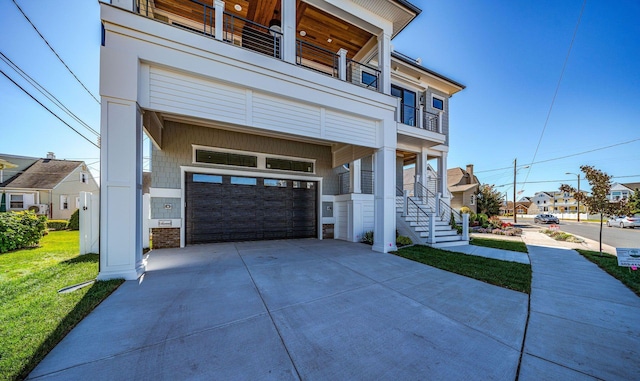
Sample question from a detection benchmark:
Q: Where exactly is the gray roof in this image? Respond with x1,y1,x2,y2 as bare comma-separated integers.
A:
622,182,640,191
2,159,83,190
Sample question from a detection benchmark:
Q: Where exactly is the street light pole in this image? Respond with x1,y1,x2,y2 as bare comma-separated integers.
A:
566,172,581,222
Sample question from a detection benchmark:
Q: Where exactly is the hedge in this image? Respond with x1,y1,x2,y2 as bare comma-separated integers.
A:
0,211,47,253
68,209,80,230
46,220,69,231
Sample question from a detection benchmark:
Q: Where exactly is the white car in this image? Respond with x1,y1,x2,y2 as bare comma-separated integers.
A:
607,215,640,228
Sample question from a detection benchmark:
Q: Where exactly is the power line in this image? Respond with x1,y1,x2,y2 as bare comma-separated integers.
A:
475,137,640,174
0,69,100,149
0,51,100,137
11,0,100,104
521,0,587,190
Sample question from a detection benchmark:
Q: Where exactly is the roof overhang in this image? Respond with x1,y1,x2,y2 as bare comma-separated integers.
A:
391,52,465,95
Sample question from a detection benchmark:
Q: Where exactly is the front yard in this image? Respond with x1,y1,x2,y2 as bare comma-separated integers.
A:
0,231,123,381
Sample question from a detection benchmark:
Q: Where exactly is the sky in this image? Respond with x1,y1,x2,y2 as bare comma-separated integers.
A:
1,0,638,198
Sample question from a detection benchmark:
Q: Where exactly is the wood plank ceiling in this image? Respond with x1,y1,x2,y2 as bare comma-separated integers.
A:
153,0,373,59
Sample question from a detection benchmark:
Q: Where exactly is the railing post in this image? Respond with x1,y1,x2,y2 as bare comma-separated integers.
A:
403,190,409,217
435,192,441,217
214,0,224,41
418,105,424,129
428,213,436,244
462,213,469,241
337,48,347,81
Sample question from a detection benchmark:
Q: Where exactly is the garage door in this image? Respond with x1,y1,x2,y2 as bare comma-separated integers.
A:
185,173,317,244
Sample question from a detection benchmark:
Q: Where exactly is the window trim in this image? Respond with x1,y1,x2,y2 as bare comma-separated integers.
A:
431,94,445,111
192,145,316,174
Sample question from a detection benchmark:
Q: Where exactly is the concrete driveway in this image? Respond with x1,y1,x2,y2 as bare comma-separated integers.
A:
29,239,527,380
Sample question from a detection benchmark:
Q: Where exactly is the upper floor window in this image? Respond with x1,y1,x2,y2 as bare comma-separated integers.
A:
392,85,417,126
432,96,444,111
361,72,378,89
80,172,88,184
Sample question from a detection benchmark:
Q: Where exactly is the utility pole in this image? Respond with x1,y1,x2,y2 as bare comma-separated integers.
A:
566,172,581,222
513,159,517,223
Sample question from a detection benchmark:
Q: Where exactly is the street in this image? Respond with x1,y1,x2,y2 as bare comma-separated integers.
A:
518,217,640,249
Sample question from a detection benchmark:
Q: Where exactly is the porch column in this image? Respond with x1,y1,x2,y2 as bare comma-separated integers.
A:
281,0,296,64
437,152,448,196
98,98,145,281
377,31,391,95
373,146,396,253
419,148,428,187
111,0,135,11
214,0,224,41
349,159,362,194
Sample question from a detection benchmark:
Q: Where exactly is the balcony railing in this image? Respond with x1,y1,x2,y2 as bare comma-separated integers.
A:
338,170,374,195
134,0,380,92
397,102,440,133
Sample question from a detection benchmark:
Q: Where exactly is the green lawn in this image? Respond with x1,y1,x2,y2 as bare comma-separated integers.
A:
576,249,640,297
470,237,528,253
0,231,123,381
395,245,531,294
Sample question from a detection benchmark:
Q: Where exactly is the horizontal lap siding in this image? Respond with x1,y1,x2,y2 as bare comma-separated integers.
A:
324,110,377,147
253,94,321,137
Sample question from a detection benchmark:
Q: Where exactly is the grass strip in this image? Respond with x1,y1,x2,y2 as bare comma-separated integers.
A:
470,237,528,253
0,231,123,381
395,245,531,294
576,249,640,297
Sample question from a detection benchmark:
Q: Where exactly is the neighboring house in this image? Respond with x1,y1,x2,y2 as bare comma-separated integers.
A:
608,182,640,202
447,165,479,214
0,153,99,220
501,201,531,216
98,0,465,280
528,191,553,214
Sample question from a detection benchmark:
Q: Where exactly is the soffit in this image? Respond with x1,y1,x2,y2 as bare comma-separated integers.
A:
349,0,419,37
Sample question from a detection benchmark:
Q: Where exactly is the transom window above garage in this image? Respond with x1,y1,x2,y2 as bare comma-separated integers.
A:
192,145,316,174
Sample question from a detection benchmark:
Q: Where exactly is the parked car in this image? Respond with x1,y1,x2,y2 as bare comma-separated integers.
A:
607,215,640,228
534,214,559,224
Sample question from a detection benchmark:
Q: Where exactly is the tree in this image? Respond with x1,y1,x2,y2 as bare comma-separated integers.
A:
628,188,640,215
560,165,631,255
476,184,503,217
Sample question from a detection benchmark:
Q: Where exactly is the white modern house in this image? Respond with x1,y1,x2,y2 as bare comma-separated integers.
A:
99,0,465,280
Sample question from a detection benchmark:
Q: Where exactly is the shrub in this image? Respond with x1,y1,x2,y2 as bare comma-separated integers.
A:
361,230,374,245
68,209,80,230
488,216,503,229
477,213,488,225
0,211,47,253
396,235,412,247
47,219,69,231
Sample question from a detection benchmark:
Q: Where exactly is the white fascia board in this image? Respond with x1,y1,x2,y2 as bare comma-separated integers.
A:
149,187,181,198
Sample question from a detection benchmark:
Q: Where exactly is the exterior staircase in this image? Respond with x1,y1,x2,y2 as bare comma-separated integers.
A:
396,194,469,248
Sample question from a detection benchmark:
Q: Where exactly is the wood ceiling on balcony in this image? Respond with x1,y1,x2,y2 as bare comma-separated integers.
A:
152,0,373,59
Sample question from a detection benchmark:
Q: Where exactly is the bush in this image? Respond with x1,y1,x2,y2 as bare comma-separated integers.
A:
477,213,488,225
488,216,503,229
68,209,80,230
396,235,412,247
46,220,69,231
361,230,374,245
0,211,47,253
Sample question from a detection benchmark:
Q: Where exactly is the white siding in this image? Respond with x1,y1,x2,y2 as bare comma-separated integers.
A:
253,93,321,136
334,202,348,240
362,199,375,232
324,110,377,147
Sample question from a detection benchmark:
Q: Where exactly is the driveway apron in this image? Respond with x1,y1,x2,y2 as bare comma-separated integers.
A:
28,239,527,381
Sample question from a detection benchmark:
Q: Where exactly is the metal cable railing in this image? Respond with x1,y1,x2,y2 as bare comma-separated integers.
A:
439,198,462,225
339,170,374,195
296,40,339,77
346,59,380,91
423,111,439,132
415,181,437,212
224,12,282,58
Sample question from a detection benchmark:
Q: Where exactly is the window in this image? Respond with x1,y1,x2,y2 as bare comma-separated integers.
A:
470,194,475,205
391,85,417,126
60,195,69,210
10,194,23,209
195,149,257,168
264,179,287,187
361,72,378,89
230,177,257,186
193,174,222,183
80,172,88,184
432,96,444,111
266,158,314,173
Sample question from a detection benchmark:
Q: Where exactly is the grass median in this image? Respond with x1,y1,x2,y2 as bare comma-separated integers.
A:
0,231,123,381
395,245,531,294
576,249,640,297
470,236,528,253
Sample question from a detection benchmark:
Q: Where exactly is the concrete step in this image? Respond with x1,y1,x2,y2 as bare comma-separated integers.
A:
419,230,459,238
432,239,469,248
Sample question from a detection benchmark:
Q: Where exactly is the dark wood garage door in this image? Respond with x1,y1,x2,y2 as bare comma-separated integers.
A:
185,173,317,244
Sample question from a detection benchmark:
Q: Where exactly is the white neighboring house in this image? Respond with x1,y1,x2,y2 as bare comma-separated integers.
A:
99,0,465,280
528,191,554,214
0,153,99,220
608,182,640,202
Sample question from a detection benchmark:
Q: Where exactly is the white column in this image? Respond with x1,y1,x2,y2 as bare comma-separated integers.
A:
349,159,362,194
420,148,428,187
214,0,224,41
98,98,145,281
338,48,348,81
462,214,469,241
373,146,396,253
438,152,448,196
282,0,296,64
377,32,391,95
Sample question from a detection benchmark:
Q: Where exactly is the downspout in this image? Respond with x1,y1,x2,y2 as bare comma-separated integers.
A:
49,189,53,219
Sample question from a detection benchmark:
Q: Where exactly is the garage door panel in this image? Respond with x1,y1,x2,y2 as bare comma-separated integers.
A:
186,173,316,244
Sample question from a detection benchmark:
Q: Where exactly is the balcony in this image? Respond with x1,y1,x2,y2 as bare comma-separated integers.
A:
397,102,441,132
135,0,381,92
